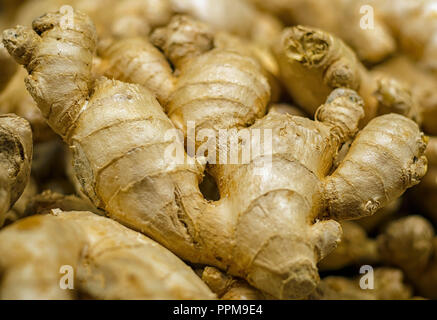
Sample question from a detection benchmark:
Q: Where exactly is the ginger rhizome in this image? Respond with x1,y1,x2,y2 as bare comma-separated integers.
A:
0,68,54,142
248,0,396,64
0,41,18,92
0,114,33,227
98,17,280,107
3,8,428,299
372,55,437,136
169,0,282,47
274,26,421,125
373,0,437,73
0,210,215,299
309,268,413,300
201,266,268,300
318,221,379,271
378,215,437,299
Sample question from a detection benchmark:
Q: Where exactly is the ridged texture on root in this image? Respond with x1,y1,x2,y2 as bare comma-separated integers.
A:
324,114,428,220
100,38,175,105
167,49,270,135
2,10,97,139
275,25,378,123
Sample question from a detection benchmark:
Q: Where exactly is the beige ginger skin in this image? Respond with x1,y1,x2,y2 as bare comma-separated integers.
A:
0,210,215,299
201,266,268,300
248,0,396,64
371,56,437,224
250,0,437,71
318,221,379,271
98,19,280,107
378,215,437,299
0,41,18,92
309,268,413,300
372,55,437,136
373,0,437,73
169,0,283,47
0,114,33,227
274,26,416,125
0,68,55,142
3,9,428,299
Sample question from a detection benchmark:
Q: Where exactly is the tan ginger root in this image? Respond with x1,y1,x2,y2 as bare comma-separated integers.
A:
377,215,437,299
411,138,437,224
0,114,32,227
0,210,215,299
201,267,267,300
0,68,55,142
268,103,307,117
143,15,271,140
372,55,437,136
13,0,280,46
12,0,173,40
355,198,402,233
99,16,279,112
275,26,418,125
0,41,18,92
169,0,283,47
3,8,428,299
373,0,437,73
248,0,396,64
309,268,413,300
24,190,104,216
319,221,379,271
1,177,37,227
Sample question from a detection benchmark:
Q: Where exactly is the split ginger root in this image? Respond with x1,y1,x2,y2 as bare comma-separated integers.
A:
3,8,428,299
275,26,421,125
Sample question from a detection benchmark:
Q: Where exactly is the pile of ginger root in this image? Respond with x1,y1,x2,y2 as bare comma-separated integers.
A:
0,0,437,300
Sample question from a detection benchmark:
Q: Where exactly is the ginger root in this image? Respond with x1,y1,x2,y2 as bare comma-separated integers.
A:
201,267,267,300
319,221,379,271
309,268,413,300
275,26,417,125
378,215,437,299
99,20,280,107
372,55,437,136
0,210,215,299
24,190,104,216
248,0,396,64
3,8,427,299
0,41,17,92
374,0,437,73
0,68,54,142
169,0,283,47
0,114,32,227
1,177,37,227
